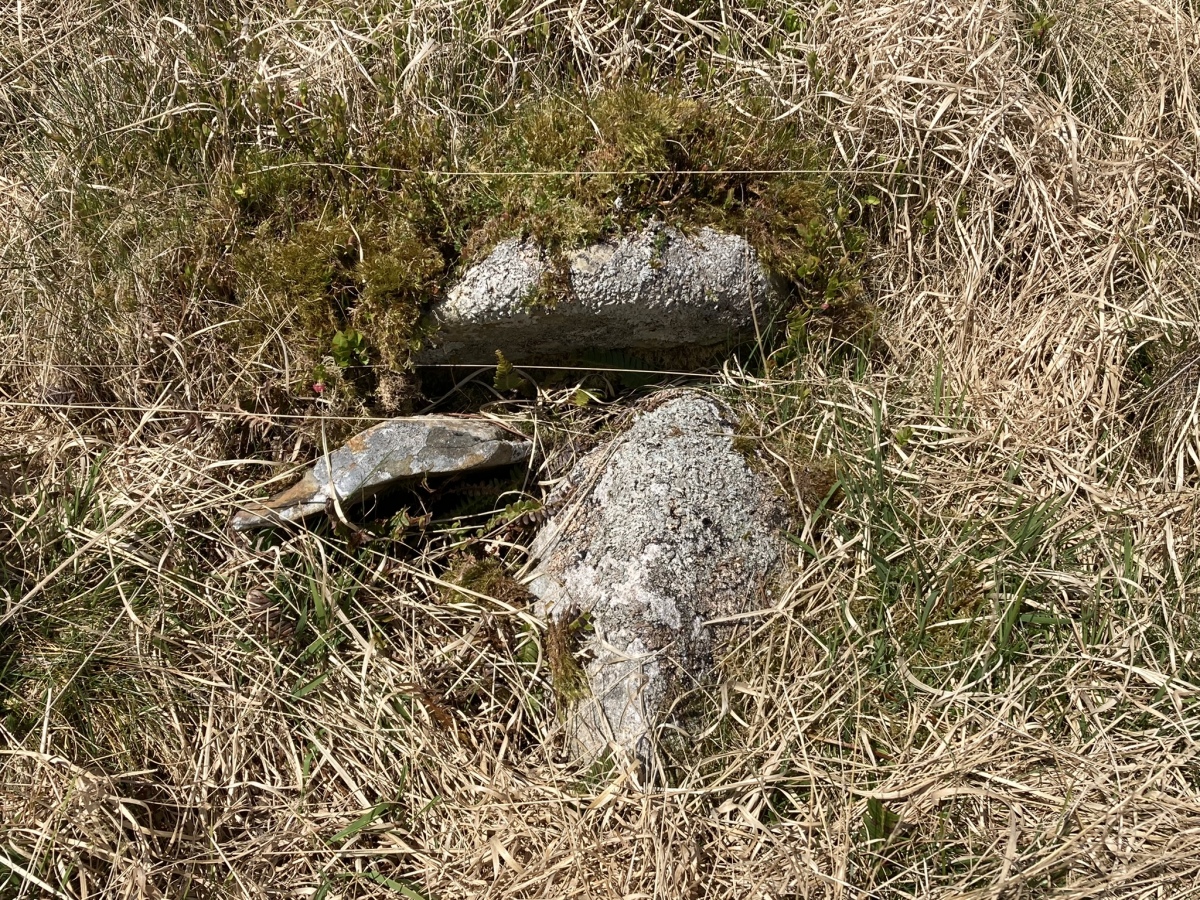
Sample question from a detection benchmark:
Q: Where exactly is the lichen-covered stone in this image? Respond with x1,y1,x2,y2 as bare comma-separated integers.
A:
415,224,778,365
526,393,788,770
232,417,530,530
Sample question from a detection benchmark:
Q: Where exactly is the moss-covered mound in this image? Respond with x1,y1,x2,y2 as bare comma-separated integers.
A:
71,84,865,409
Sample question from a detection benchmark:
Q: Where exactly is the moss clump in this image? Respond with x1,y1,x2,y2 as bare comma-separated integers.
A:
58,76,868,420
522,258,575,311
462,86,863,294
228,217,444,410
354,229,445,370
233,221,359,350
545,609,592,705
441,555,531,608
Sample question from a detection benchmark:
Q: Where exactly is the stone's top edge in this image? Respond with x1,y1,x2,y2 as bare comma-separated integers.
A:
358,415,523,431
461,223,742,257
529,389,779,572
416,224,777,364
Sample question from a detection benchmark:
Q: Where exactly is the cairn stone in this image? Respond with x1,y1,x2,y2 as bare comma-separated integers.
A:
526,393,788,772
415,224,778,365
232,417,530,530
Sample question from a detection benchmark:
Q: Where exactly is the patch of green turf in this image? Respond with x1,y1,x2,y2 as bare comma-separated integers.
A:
62,61,868,412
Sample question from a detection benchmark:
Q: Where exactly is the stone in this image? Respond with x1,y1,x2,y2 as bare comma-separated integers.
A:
525,392,788,771
231,417,531,530
415,224,778,365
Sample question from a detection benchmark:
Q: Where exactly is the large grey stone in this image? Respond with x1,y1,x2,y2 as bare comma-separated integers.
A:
415,224,778,365
232,417,530,530
526,393,788,771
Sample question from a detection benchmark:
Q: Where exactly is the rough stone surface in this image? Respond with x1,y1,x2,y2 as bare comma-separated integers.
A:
232,417,530,530
416,224,778,365
526,393,788,768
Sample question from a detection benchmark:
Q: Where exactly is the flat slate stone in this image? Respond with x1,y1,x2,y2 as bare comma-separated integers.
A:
415,224,778,365
232,417,530,530
526,393,788,772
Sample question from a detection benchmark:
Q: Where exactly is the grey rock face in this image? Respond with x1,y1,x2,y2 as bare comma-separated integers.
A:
232,417,530,530
526,393,787,769
416,225,777,365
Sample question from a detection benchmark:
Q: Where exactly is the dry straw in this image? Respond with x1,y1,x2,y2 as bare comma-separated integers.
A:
3,0,1200,897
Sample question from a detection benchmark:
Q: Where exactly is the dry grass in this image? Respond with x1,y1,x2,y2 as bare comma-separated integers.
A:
3,0,1200,897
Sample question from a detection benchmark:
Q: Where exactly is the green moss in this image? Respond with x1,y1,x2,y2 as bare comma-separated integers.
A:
355,230,445,369
441,555,531,608
522,258,574,311
545,609,592,705
53,71,867,419
232,221,359,368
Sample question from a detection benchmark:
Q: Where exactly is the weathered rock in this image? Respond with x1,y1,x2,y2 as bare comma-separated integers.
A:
416,224,778,365
526,393,788,770
232,417,530,530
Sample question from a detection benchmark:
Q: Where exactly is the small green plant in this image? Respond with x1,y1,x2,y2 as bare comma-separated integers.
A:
483,498,545,532
1027,11,1056,44
331,329,368,369
493,350,523,392
572,387,599,407
649,228,672,268
863,797,901,844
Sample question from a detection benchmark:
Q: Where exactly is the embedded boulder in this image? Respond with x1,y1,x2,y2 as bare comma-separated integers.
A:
232,417,530,530
415,224,778,365
525,392,788,772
